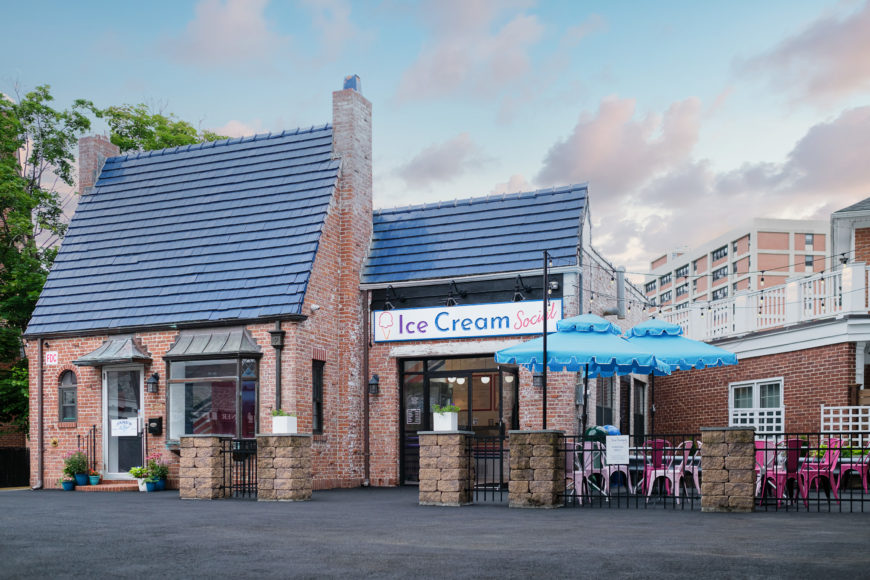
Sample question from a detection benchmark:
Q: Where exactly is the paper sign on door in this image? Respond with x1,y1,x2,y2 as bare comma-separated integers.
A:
111,418,138,437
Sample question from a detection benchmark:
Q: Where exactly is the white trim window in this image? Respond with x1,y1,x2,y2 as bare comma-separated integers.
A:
729,378,784,434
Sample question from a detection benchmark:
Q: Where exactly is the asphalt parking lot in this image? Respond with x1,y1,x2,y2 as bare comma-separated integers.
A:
1,486,868,579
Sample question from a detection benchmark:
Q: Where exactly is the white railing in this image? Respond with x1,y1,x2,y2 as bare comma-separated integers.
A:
661,263,869,341
821,405,870,447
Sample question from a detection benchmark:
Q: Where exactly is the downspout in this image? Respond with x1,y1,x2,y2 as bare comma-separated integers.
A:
33,338,44,490
363,290,371,487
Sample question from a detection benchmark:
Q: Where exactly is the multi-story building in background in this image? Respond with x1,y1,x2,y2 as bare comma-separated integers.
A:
644,218,829,313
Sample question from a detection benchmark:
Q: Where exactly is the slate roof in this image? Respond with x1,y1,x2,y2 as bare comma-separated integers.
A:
26,126,339,336
833,196,870,214
362,184,587,285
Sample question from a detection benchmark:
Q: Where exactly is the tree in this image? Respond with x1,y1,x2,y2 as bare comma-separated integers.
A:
0,85,92,432
98,103,226,153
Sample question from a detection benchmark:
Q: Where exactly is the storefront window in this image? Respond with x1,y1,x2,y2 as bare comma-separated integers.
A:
59,370,77,422
167,358,259,441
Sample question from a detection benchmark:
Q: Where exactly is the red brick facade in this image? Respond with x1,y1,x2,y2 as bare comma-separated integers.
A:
652,342,855,434
854,227,870,264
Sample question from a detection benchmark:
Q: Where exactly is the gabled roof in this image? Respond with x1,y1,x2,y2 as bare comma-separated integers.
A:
73,338,152,367
833,196,870,214
362,185,587,285
26,126,339,336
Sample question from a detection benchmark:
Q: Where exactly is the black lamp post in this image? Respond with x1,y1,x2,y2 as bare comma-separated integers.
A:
146,373,159,394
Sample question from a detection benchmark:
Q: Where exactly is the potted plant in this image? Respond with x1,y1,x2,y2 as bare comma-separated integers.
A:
129,466,149,492
271,408,298,434
432,404,460,431
88,468,101,486
144,476,158,492
59,476,76,491
147,452,169,491
63,450,89,486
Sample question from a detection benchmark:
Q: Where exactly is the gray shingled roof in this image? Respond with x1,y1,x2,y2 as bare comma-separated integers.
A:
363,185,587,284
834,196,870,214
26,126,339,336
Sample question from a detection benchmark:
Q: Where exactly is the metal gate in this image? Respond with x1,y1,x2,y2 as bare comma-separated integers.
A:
472,435,507,503
220,438,257,499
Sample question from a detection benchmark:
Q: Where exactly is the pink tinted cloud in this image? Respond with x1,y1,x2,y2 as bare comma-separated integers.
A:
535,96,702,207
395,133,491,190
164,0,289,69
740,2,870,104
396,0,543,102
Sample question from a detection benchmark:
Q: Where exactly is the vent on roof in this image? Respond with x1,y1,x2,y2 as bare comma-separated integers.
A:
343,74,362,94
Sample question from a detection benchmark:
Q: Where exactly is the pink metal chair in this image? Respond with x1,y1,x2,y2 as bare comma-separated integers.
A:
590,441,635,495
761,438,804,507
641,439,675,502
799,438,842,506
567,441,603,504
754,440,776,499
678,440,701,494
838,441,869,494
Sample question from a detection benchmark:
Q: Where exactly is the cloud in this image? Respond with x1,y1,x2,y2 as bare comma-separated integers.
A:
490,174,532,195
164,0,289,70
394,133,491,190
213,119,265,138
395,0,543,102
560,14,606,48
535,98,870,276
739,2,870,104
300,0,365,63
535,96,702,207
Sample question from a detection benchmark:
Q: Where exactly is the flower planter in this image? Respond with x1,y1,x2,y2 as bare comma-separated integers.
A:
89,475,101,486
433,411,458,432
156,478,166,491
145,480,157,492
61,480,76,491
272,415,297,434
74,473,89,486
136,478,147,492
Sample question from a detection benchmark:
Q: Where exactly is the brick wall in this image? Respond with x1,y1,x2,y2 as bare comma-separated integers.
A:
854,228,870,264
652,342,855,434
0,424,26,447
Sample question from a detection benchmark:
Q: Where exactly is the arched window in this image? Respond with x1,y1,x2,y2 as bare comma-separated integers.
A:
59,371,77,422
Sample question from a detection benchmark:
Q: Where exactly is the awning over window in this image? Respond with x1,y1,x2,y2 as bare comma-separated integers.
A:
163,329,262,360
73,338,152,367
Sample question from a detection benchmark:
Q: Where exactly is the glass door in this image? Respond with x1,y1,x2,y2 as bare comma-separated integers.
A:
104,368,143,477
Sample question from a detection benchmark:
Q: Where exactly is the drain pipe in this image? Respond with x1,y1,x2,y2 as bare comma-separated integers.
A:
362,290,371,487
269,321,285,410
33,338,44,490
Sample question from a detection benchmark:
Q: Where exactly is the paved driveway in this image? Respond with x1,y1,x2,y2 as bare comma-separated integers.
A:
1,487,868,579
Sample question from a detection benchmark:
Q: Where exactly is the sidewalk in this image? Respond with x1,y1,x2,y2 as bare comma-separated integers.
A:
1,486,868,578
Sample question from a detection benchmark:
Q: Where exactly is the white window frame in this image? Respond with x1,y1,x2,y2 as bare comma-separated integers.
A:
728,377,784,434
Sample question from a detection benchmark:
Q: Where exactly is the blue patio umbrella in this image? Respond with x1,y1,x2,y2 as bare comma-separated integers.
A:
495,314,672,432
624,318,738,433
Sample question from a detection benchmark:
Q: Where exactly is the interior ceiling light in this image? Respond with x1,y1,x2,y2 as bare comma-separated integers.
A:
480,376,491,384
503,375,514,383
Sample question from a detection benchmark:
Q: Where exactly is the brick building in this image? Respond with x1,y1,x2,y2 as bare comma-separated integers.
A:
653,198,870,435
24,77,648,490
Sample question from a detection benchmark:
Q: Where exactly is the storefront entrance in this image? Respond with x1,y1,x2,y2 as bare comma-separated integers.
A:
103,367,144,478
400,356,518,484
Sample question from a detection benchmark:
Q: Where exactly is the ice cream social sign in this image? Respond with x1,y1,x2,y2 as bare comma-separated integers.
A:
372,300,563,342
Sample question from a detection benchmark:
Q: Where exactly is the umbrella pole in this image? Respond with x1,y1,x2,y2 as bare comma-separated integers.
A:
582,363,589,435
650,374,655,436
542,250,548,430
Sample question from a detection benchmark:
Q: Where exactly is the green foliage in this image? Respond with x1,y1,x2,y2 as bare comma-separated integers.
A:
0,359,28,432
432,404,460,413
98,103,227,153
63,450,88,476
128,466,149,478
271,408,297,417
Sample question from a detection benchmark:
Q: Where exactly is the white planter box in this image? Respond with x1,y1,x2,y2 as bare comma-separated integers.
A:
136,478,147,492
272,415,297,434
433,412,458,432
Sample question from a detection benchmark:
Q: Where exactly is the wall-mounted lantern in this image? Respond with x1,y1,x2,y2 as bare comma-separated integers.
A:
368,374,380,395
146,373,159,394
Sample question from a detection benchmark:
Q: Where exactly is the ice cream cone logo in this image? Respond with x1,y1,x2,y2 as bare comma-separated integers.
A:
378,311,394,339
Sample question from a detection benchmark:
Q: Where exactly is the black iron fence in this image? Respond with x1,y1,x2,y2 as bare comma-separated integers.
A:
561,433,702,510
754,431,869,513
77,425,98,473
471,435,508,503
220,438,257,499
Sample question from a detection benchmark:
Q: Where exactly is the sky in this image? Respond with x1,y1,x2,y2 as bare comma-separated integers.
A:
2,0,869,279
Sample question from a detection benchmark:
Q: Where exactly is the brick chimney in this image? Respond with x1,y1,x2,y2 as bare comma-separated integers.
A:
78,135,120,195
331,74,373,444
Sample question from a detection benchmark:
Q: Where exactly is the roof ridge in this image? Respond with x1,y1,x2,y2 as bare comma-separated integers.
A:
109,123,333,163
373,183,588,216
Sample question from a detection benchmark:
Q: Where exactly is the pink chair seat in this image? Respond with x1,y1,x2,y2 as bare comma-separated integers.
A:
800,438,842,506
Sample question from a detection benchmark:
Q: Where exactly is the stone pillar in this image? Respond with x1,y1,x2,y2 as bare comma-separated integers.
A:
179,436,227,500
700,427,756,512
508,430,564,509
418,431,474,506
257,434,312,501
